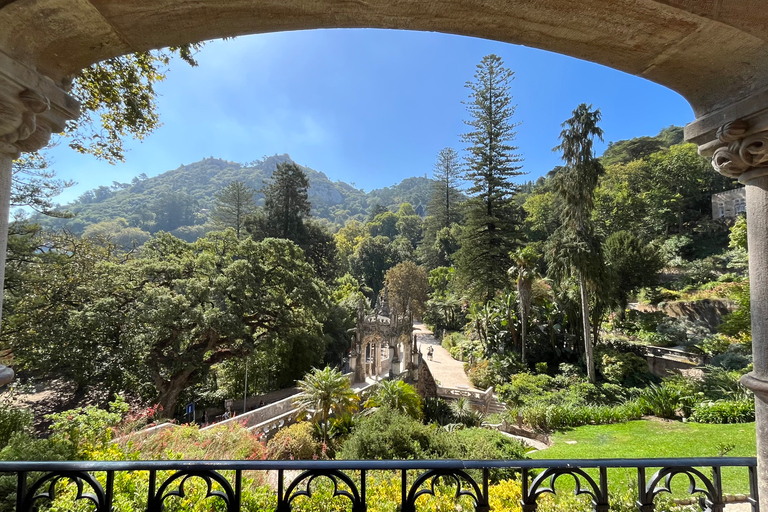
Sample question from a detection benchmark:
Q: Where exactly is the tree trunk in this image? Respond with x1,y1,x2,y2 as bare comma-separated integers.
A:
155,369,196,418
157,382,186,418
578,273,595,383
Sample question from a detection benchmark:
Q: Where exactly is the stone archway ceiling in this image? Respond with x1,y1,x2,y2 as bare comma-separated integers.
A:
1,0,768,118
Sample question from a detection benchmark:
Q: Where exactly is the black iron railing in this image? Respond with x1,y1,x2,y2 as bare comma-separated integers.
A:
0,458,759,512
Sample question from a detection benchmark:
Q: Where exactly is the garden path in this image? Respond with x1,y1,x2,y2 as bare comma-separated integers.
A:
413,322,480,392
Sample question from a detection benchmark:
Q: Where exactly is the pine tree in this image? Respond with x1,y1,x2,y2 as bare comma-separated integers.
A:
456,54,524,301
263,161,311,240
212,180,256,238
546,103,605,383
428,147,463,229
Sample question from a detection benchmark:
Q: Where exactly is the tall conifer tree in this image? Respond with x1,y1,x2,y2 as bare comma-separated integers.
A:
546,103,605,383
212,180,257,238
456,54,524,301
263,161,311,240
428,147,463,229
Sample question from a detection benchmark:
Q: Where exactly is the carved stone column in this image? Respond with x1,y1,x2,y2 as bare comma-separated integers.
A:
0,51,79,386
707,118,768,508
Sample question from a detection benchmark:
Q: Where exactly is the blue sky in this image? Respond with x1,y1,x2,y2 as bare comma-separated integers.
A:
45,29,695,204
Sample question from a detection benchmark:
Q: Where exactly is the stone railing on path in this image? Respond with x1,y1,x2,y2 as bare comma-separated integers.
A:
201,372,358,432
435,384,495,411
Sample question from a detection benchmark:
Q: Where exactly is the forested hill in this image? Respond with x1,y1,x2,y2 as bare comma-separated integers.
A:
35,125,685,239
36,154,433,237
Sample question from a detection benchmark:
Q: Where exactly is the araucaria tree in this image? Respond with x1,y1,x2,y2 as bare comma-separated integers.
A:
212,180,257,238
546,103,605,383
456,54,524,301
428,147,463,229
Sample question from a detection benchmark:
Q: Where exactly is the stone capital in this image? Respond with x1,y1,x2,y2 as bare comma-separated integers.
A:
709,119,768,183
685,86,768,184
0,50,79,158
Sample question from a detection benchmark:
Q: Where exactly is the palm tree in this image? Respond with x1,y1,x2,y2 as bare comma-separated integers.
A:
364,379,422,419
509,246,539,364
294,367,358,444
548,103,605,383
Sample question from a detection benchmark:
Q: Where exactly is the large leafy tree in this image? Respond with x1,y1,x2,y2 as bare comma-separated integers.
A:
212,180,257,238
11,153,74,217
456,54,524,301
67,45,203,163
546,103,604,383
5,231,328,416
603,231,664,317
294,366,358,444
384,261,429,317
349,235,398,299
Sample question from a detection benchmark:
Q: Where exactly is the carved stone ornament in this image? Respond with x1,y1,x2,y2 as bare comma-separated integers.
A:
0,89,52,158
712,119,768,179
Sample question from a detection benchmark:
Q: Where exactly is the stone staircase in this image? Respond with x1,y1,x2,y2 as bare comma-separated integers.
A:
485,394,507,415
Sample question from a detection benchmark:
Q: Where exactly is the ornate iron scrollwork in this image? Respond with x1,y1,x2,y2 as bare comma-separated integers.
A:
522,467,608,512
640,466,724,512
147,469,237,512
19,470,108,512
403,469,488,512
278,469,364,512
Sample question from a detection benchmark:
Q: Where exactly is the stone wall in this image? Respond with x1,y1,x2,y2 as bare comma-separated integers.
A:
417,360,437,398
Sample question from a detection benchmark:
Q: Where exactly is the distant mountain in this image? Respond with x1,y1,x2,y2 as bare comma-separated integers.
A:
35,154,433,237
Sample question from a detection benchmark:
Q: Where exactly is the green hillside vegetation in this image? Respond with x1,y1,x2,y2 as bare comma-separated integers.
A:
33,154,432,240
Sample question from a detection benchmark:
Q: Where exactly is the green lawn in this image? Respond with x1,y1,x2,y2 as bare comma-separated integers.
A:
529,420,756,495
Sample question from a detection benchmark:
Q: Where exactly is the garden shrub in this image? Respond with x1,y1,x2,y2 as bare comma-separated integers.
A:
497,373,554,407
657,317,713,347
612,309,666,334
511,400,644,432
691,400,755,424
453,427,527,459
339,408,455,459
597,348,648,386
267,421,323,460
558,363,584,379
422,397,456,426
441,331,466,351
711,352,751,371
0,434,78,512
699,333,736,356
0,395,32,450
468,360,494,390
635,331,677,347
701,366,751,401
638,384,680,419
122,422,266,461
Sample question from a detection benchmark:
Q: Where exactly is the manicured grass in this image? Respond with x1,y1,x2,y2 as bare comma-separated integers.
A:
530,420,756,495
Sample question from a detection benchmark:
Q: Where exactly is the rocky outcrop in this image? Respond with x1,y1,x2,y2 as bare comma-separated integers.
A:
633,299,735,331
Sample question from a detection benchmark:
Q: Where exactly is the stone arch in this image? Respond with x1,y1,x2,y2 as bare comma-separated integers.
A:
1,0,768,118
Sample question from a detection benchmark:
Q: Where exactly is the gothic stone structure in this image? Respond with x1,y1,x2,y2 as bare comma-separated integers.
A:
712,187,747,220
3,1,768,506
350,297,415,383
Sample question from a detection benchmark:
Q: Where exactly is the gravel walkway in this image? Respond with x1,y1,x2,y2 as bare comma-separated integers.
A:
413,322,480,391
